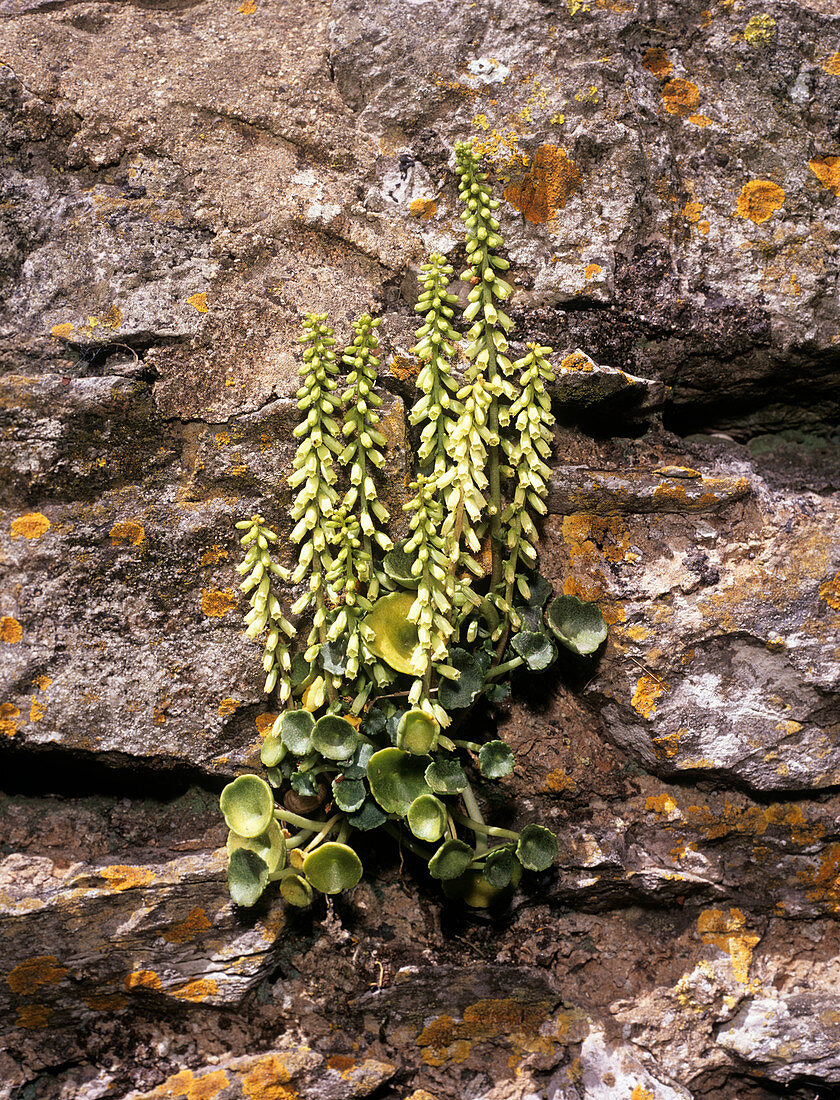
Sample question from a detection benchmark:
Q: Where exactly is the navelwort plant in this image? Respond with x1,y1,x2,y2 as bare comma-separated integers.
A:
221,142,608,910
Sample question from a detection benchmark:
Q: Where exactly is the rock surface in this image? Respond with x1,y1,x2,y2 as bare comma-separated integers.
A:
2,0,840,1097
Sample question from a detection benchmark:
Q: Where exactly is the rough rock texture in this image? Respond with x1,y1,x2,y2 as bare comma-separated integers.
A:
2,0,840,1097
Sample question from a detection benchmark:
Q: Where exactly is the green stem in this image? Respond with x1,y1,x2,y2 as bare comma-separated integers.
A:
274,808,331,831
450,738,481,752
304,813,342,852
485,655,524,681
384,822,431,861
451,809,519,842
284,829,315,849
461,781,487,854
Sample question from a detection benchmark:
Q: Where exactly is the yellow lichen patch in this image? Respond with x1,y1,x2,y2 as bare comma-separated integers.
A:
744,14,776,46
409,197,437,220
631,673,666,718
0,702,21,738
218,697,242,717
820,52,840,75
819,571,840,610
0,616,22,643
103,305,123,330
33,675,51,691
504,145,582,224
15,1003,53,1029
29,698,45,722
101,865,156,891
255,712,279,737
389,354,420,382
546,767,577,792
214,431,231,447
661,79,700,116
560,350,594,372
50,322,74,339
200,543,228,566
143,1067,231,1100
809,156,840,197
239,0,257,11
631,1087,656,1100
7,955,69,994
125,969,162,991
574,85,599,104
652,731,682,758
201,588,236,618
642,47,673,80
109,520,146,546
645,793,678,817
473,113,489,130
683,200,704,223
736,180,785,224
242,1053,297,1099
799,842,840,912
10,512,51,540
171,977,219,1002
417,998,553,1067
163,907,212,944
584,263,602,280
187,292,208,313
697,908,760,982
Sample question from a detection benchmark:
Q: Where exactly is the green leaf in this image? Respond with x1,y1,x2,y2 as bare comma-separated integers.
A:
303,842,363,894
290,653,312,690
396,709,440,755
478,740,515,779
226,820,286,875
428,838,473,880
361,706,389,739
348,800,388,831
260,730,286,768
485,681,511,704
382,540,420,589
311,715,358,760
363,592,422,676
279,710,316,755
407,794,447,843
320,639,348,676
516,824,558,871
290,770,319,797
227,847,269,907
220,775,275,838
438,649,484,709
332,777,366,813
524,574,553,610
511,630,557,672
366,747,432,816
341,742,376,780
280,872,314,907
546,596,608,656
482,846,516,889
425,759,468,795
513,606,542,632
265,766,285,788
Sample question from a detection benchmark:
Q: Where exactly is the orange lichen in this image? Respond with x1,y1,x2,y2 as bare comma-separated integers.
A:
145,1068,230,1100
125,969,163,991
560,350,594,372
10,512,51,539
683,200,704,223
736,180,785,224
416,998,553,1067
7,955,69,994
15,1003,53,1029
584,263,602,280
85,993,129,1011
50,323,74,339
200,544,228,566
218,697,242,717
214,432,231,446
242,1054,297,1099
201,588,236,618
504,145,581,223
409,198,437,220
389,354,420,382
809,156,840,197
163,907,211,944
109,520,146,546
239,0,257,11
546,767,577,792
688,114,712,126
661,79,700,116
631,673,666,717
631,1087,656,1100
819,571,840,611
0,616,22,643
101,865,156,891
697,908,759,982
29,698,46,722
642,47,673,79
187,292,208,313
0,702,21,738
645,793,678,817
652,732,682,758
327,1054,355,1071
821,52,840,75
256,712,279,736
171,977,219,1002
33,675,52,691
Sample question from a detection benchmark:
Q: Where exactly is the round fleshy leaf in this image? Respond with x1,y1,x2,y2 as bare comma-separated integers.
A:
280,873,314,907
546,596,608,656
320,639,348,676
363,592,422,675
226,820,287,875
260,730,286,768
290,770,319,797
407,794,447,843
367,747,432,817
397,709,440,755
482,846,516,889
438,649,485,709
425,759,468,795
513,606,542,632
227,847,269,907
383,541,420,590
443,870,512,909
341,742,376,780
220,775,275,838
428,838,473,880
311,715,358,760
348,800,388,832
303,842,363,894
516,824,559,871
332,777,366,813
511,630,557,672
478,740,515,779
279,710,316,755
